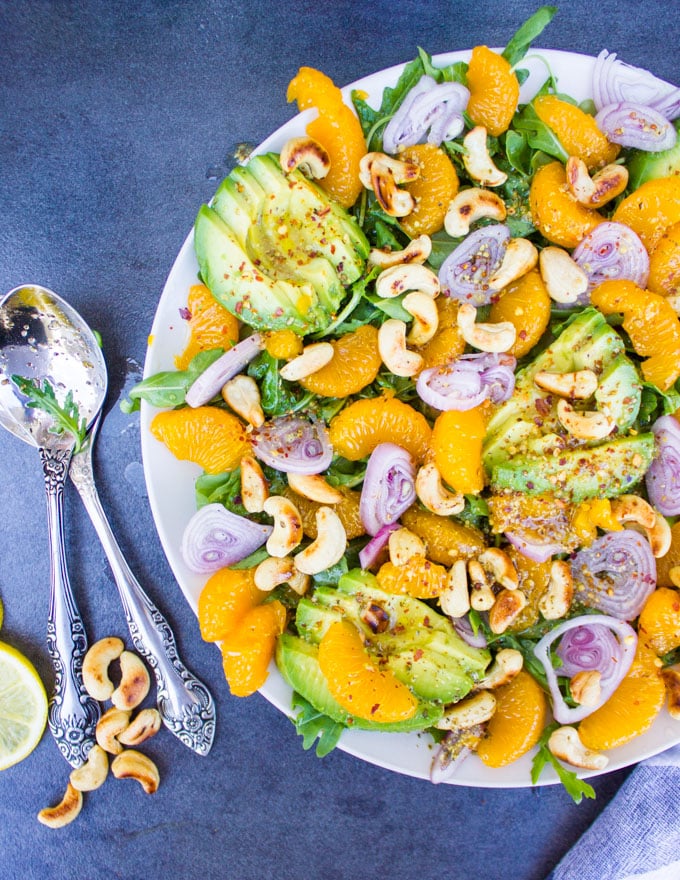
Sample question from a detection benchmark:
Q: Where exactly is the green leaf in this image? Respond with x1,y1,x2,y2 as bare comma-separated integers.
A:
502,6,558,67
513,102,569,163
291,692,345,757
247,350,314,416
11,376,88,452
531,723,597,804
120,348,225,412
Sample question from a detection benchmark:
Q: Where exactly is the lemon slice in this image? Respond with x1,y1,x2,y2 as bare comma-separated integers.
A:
0,641,48,771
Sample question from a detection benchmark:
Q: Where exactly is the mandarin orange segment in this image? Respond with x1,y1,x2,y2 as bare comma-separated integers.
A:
656,520,680,587
221,600,287,697
174,284,240,371
264,329,304,360
284,485,366,540
317,620,418,722
329,396,432,463
465,45,520,136
613,176,680,252
505,548,552,631
476,670,547,767
299,325,382,397
198,567,266,643
648,221,680,296
398,144,459,238
418,297,466,368
150,406,250,473
400,507,485,566
533,95,620,169
529,161,603,249
488,268,552,358
287,66,366,208
375,554,449,599
638,587,680,656
578,641,665,751
431,406,487,495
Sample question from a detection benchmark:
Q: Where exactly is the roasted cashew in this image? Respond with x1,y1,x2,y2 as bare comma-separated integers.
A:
117,708,162,747
439,559,470,619
279,135,331,179
359,152,419,217
534,369,599,400
538,560,574,620
660,664,680,720
69,744,109,792
254,555,296,591
435,691,497,730
646,513,672,558
488,588,527,634
477,648,524,689
111,651,151,711
548,726,609,771
415,462,465,516
287,473,343,504
37,782,83,828
375,263,440,299
240,454,269,514
570,670,602,707
111,749,160,795
462,126,508,186
96,707,131,755
82,636,124,702
221,375,265,428
368,234,432,268
293,507,347,575
444,188,507,238
388,528,426,566
609,494,657,530
263,495,304,557
403,291,439,345
488,238,538,292
557,399,614,440
539,246,589,305
478,548,519,591
279,342,334,382
378,319,424,377
457,303,516,353
565,156,628,208
467,560,496,611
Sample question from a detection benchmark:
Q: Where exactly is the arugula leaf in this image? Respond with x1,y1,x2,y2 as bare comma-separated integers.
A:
247,350,314,416
120,348,225,412
513,102,569,163
531,723,596,804
11,376,87,452
502,6,558,67
291,692,345,757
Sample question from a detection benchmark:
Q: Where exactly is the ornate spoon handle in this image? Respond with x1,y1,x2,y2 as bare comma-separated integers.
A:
39,445,100,767
69,441,216,756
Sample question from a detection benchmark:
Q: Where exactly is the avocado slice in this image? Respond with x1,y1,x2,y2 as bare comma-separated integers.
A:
626,120,680,190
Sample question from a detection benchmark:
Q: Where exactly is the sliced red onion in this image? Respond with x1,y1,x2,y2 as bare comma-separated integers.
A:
595,102,677,152
358,522,400,570
572,222,649,295
416,353,516,411
571,530,656,620
251,414,333,475
504,531,566,563
439,225,511,306
382,75,470,153
593,50,680,120
430,725,482,784
180,503,273,573
359,443,416,536
452,613,488,648
534,614,638,723
185,333,264,407
646,415,680,516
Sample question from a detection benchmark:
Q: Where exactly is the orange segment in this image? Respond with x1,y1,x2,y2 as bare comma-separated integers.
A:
466,45,520,136
150,406,250,473
578,640,665,751
375,554,449,599
638,587,680,656
648,221,680,296
198,567,266,642
533,95,620,169
174,284,239,371
613,176,680,252
221,601,287,697
431,406,486,495
488,268,552,358
299,325,382,397
476,670,547,767
284,485,366,540
318,620,418,722
505,548,553,631
418,297,466,368
329,396,432,463
264,329,303,360
287,66,366,208
400,507,485,566
529,161,603,248
398,144,459,238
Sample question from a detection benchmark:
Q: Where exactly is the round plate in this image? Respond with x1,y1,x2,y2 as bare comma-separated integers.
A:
141,49,680,786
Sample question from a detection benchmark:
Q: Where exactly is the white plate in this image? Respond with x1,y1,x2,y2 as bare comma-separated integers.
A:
141,49,680,787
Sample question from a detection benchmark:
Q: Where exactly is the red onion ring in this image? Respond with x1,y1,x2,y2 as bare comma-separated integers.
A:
382,75,470,153
251,414,333,475
180,503,273,573
359,443,416,536
593,50,680,120
452,613,488,648
439,225,511,306
358,522,400,570
534,614,638,723
185,333,264,407
430,726,481,784
645,415,680,516
416,353,516,411
595,102,677,152
572,222,649,295
504,531,567,563
571,530,656,620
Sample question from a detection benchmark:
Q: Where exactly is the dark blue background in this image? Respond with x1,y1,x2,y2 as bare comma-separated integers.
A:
0,2,677,878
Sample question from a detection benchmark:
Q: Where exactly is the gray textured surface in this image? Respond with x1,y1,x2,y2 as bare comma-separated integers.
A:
0,2,677,878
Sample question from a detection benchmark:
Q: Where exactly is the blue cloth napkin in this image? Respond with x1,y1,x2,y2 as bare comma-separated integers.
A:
547,745,680,880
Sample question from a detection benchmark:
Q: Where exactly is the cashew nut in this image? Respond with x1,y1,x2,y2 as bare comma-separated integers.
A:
69,744,109,792
293,507,347,575
111,749,160,795
660,663,680,720
37,782,83,828
111,651,151,711
388,527,426,567
444,188,507,238
569,670,602,707
240,454,269,514
457,303,516,353
646,512,672,558
221,375,265,428
117,708,162,747
82,636,124,702
435,691,497,730
538,560,574,620
368,234,432,268
287,472,343,505
478,548,519,591
254,555,296,591
565,156,628,208
375,263,440,299
489,588,527,634
467,560,496,611
279,135,331,179
548,726,609,771
439,559,470,619
539,246,589,305
96,707,131,755
488,238,538,292
462,126,508,187
403,291,439,345
263,495,304,557
378,319,424,377
415,462,465,516
610,494,657,530
477,648,524,689
557,399,614,441
534,369,599,400
279,342,334,382
359,152,419,217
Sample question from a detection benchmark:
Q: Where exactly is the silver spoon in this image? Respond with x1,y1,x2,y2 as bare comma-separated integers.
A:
0,285,216,757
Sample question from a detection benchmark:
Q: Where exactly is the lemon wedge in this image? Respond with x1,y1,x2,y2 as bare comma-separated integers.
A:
0,641,48,771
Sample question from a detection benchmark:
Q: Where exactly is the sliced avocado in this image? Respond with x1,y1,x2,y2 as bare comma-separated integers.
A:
276,633,444,732
490,432,656,502
627,120,680,190
595,355,642,433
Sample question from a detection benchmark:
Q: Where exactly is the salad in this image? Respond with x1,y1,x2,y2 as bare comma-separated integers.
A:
129,6,680,799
